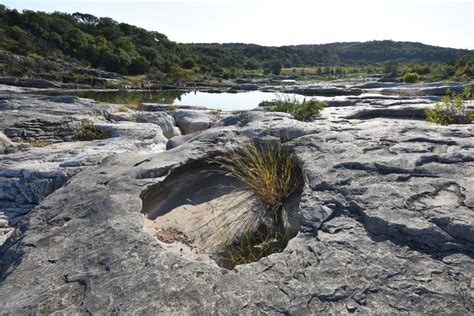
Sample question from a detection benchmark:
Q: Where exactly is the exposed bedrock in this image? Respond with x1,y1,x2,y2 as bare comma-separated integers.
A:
380,82,474,96
141,161,301,268
0,91,473,314
0,93,200,246
283,85,363,96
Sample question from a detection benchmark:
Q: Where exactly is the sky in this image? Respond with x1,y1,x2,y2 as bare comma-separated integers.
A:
2,0,473,49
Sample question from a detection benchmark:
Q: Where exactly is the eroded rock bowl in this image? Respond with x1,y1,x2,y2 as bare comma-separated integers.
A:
141,159,302,268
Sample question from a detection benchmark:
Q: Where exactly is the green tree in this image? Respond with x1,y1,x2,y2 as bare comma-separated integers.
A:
271,60,282,75
181,58,196,69
129,56,150,74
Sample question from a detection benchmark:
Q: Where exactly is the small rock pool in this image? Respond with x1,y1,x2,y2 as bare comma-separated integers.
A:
36,89,351,111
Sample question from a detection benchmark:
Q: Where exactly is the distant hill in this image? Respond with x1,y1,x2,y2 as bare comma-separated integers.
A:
0,6,472,76
316,41,470,63
189,41,471,69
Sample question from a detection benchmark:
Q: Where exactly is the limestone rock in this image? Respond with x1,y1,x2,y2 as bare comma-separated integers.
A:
168,110,211,134
107,110,180,139
284,85,363,96
0,132,13,154
236,83,259,91
0,86,473,314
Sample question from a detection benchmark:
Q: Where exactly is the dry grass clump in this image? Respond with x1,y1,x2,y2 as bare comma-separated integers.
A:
22,139,49,147
117,106,129,113
212,140,303,267
214,141,302,211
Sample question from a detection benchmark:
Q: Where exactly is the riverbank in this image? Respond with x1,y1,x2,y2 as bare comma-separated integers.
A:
1,79,472,112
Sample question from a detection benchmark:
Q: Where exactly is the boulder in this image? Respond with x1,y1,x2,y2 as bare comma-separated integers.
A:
168,110,211,134
108,111,180,139
133,112,180,138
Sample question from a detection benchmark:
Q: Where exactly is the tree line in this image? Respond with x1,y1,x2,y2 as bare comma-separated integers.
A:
0,6,472,78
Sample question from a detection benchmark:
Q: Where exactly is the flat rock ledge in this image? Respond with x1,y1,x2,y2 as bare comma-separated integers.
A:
0,92,473,314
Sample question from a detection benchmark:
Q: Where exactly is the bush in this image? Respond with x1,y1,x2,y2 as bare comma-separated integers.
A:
425,86,473,125
270,60,282,75
403,72,419,83
260,95,326,121
73,120,110,141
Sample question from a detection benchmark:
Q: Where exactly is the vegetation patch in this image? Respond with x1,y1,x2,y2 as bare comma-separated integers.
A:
73,120,110,141
403,72,418,83
117,106,129,113
21,139,49,147
425,85,473,125
210,110,223,122
221,226,287,268
1,6,471,84
260,95,326,121
213,141,303,267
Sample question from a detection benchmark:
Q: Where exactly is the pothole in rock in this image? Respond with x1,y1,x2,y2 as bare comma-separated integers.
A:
141,144,303,269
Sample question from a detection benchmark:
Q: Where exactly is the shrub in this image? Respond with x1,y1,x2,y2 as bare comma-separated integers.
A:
403,72,419,83
260,95,326,121
425,85,473,125
73,120,110,141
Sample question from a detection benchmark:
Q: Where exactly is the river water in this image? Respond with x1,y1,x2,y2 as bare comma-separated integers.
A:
39,89,357,111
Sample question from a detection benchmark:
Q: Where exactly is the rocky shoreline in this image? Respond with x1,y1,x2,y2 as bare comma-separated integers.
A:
0,82,473,313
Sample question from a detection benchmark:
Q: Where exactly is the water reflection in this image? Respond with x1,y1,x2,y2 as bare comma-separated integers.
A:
38,89,345,111
40,90,186,106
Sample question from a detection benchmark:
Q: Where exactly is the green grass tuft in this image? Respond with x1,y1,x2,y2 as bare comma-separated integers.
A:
221,228,287,269
260,95,326,121
73,120,110,141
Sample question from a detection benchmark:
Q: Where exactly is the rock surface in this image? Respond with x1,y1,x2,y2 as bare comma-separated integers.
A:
0,87,473,314
284,85,363,96
0,94,214,245
0,132,13,154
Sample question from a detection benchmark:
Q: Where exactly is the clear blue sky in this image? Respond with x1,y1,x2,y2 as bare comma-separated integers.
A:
2,0,473,49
